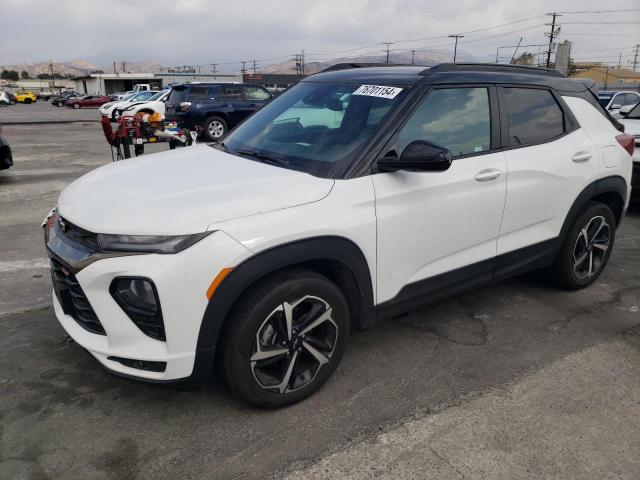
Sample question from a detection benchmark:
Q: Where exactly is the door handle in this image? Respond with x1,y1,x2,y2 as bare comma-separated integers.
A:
475,169,502,182
572,152,592,163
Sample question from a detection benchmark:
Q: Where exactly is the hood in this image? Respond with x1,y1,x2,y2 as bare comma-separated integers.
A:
58,145,334,235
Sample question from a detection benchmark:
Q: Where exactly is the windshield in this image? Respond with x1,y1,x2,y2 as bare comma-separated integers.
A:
129,91,155,101
220,81,407,177
149,90,168,101
626,103,640,119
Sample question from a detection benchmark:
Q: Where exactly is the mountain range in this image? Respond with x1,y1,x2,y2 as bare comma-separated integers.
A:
1,49,477,78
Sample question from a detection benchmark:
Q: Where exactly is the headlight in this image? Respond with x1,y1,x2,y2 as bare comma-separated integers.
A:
97,232,211,254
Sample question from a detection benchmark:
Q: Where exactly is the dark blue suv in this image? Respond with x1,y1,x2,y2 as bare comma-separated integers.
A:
165,83,273,141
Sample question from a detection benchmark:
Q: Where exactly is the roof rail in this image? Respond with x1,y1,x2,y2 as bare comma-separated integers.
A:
421,63,564,77
319,62,416,73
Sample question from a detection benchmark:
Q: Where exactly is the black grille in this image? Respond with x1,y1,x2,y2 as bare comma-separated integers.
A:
50,258,106,335
57,216,99,251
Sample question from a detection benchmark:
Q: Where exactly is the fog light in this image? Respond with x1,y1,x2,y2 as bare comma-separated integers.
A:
110,277,165,340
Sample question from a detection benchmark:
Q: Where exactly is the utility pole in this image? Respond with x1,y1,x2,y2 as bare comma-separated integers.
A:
411,50,416,65
545,12,561,68
301,49,305,76
633,44,640,71
618,53,622,68
383,42,394,64
448,34,464,62
210,64,217,74
49,60,56,88
510,37,523,64
252,60,257,77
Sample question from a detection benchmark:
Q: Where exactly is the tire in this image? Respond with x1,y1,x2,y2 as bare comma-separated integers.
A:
202,116,227,141
24,98,32,104
111,109,121,122
550,201,616,290
0,101,7,106
221,269,350,408
73,103,80,109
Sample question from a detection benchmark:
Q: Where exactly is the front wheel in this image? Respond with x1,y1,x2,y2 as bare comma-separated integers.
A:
24,98,32,104
221,269,350,408
550,202,616,289
202,116,227,142
73,103,80,109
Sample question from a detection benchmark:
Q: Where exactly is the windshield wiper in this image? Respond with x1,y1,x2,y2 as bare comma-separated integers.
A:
235,149,290,168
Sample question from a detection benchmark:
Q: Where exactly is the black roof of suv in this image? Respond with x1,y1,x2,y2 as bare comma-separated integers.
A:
305,63,620,131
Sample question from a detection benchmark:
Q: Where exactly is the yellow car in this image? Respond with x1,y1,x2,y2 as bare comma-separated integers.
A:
15,92,37,104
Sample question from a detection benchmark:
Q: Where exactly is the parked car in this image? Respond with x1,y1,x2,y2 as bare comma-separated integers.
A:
65,95,110,109
99,90,161,121
0,91,14,106
43,64,633,408
15,91,37,104
37,90,55,101
165,83,273,140
597,90,640,115
116,89,170,119
112,84,153,101
51,91,81,107
619,103,640,200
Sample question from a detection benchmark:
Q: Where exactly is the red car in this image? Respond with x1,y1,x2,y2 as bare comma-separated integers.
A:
65,95,110,109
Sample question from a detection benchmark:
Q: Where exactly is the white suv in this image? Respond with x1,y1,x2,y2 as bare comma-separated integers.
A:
44,64,634,408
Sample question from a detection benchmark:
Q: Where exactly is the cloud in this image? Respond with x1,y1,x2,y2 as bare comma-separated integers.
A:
1,0,638,72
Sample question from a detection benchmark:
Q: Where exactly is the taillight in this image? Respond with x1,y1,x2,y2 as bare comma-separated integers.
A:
179,101,192,112
616,133,635,156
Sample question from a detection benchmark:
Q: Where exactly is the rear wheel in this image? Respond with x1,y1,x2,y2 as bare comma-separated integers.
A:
550,202,616,289
73,103,80,109
24,98,32,104
203,116,227,141
221,269,350,408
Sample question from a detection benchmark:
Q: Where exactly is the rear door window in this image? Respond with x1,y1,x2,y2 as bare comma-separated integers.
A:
502,88,564,146
221,85,244,100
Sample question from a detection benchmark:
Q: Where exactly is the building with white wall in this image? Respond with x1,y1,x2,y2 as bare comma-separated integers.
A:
73,72,242,95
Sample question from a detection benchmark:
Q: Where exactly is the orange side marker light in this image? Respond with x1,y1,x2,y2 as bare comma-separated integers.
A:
206,267,233,300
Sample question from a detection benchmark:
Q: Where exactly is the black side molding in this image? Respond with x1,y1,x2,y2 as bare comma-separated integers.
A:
191,236,375,383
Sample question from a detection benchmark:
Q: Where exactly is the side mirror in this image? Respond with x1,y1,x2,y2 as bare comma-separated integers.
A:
610,104,622,110
378,140,452,173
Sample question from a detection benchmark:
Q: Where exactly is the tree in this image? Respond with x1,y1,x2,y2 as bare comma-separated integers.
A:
1,69,19,81
21,70,30,79
37,73,53,79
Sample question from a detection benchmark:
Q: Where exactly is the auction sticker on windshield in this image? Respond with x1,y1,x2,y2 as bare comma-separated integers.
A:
353,85,403,99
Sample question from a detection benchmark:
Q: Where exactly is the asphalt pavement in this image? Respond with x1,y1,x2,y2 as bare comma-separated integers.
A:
1,106,639,479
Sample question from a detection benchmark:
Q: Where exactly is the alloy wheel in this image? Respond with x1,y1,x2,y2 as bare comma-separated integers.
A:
250,295,338,394
208,120,225,138
573,215,610,280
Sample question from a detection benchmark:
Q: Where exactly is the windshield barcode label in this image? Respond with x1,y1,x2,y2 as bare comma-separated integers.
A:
353,85,403,99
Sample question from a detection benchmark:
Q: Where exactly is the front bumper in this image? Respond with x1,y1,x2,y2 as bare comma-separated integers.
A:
46,219,251,383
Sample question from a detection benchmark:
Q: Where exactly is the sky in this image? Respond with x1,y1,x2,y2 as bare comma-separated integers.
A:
1,0,639,72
